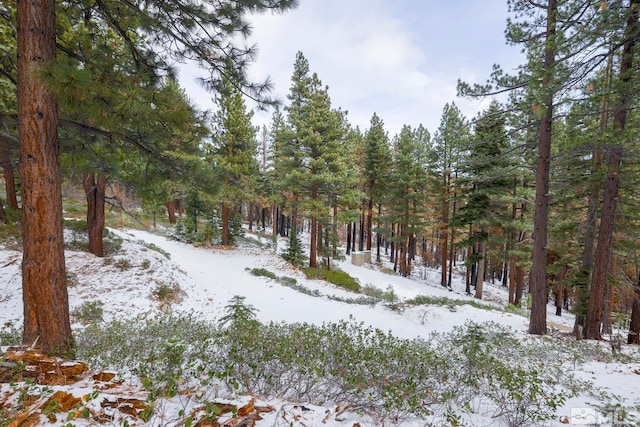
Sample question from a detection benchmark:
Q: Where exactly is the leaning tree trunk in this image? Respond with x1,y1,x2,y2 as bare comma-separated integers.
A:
529,0,557,336
18,0,73,356
83,172,106,257
587,0,638,341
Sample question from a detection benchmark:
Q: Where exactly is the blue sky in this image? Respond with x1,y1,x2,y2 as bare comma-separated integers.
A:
180,0,524,137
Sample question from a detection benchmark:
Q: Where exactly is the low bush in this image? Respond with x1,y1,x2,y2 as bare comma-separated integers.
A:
302,267,361,293
246,267,277,280
71,300,104,325
73,307,582,427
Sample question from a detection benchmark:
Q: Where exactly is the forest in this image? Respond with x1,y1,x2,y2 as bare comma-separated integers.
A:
0,0,640,368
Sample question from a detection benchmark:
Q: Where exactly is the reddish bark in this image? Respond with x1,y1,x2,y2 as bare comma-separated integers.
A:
0,135,19,210
18,0,73,355
529,0,557,336
83,172,106,257
586,0,638,341
166,199,177,224
222,202,230,246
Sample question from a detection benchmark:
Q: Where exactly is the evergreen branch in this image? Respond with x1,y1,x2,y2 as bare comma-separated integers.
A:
58,118,184,175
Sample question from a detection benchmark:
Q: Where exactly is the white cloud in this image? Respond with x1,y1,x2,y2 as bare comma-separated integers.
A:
180,0,524,137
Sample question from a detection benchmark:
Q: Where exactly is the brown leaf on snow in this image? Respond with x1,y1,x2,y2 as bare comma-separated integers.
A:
237,398,255,416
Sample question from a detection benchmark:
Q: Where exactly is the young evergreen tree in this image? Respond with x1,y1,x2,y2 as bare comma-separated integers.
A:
211,71,259,246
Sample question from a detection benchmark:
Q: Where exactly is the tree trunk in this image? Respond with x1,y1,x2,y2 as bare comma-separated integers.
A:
346,222,352,255
358,201,365,252
447,185,457,288
18,0,73,356
629,273,640,344
366,198,373,251
222,202,230,245
0,128,19,209
474,232,487,299
166,199,177,224
310,215,318,268
376,204,382,262
273,205,278,237
441,179,449,287
0,197,5,223
585,153,619,340
83,172,106,257
586,0,638,340
529,0,557,336
351,221,356,252
575,47,612,336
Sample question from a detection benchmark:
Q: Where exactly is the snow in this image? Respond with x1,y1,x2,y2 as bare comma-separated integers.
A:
1,226,639,426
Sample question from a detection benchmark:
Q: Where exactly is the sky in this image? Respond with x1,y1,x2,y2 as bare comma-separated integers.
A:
180,0,525,137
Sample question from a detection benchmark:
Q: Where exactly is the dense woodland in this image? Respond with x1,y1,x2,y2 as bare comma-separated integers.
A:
1,0,640,356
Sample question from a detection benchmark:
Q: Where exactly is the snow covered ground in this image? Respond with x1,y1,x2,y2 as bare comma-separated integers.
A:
1,226,639,426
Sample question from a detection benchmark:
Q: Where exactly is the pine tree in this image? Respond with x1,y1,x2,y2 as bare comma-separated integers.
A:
364,113,392,261
211,70,259,246
433,102,470,288
11,0,297,355
388,125,431,277
17,0,73,355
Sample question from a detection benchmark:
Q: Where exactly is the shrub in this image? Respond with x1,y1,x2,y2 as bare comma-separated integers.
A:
71,300,104,325
303,267,361,293
0,326,22,346
113,258,132,271
73,315,584,427
247,267,277,280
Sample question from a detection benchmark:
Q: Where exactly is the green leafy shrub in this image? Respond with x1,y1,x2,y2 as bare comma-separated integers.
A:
247,267,277,280
73,314,584,426
0,326,22,346
71,300,104,325
141,242,171,259
303,267,361,293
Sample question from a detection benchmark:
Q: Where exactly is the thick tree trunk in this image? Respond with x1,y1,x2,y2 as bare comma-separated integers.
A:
18,0,73,355
529,0,557,336
585,149,620,340
166,200,177,224
587,0,638,340
83,172,106,257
